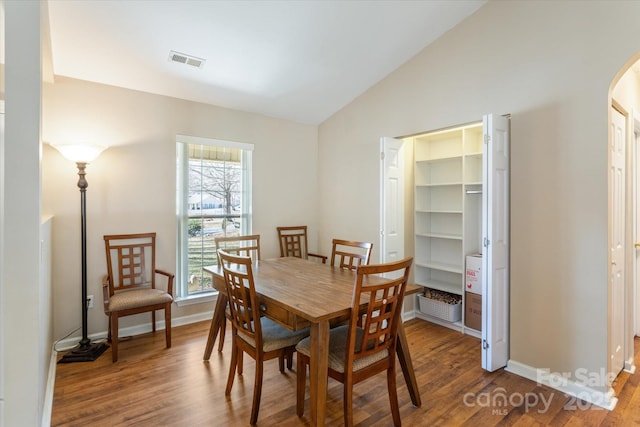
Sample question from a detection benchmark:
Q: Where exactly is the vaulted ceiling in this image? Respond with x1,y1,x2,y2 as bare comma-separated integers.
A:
45,0,485,124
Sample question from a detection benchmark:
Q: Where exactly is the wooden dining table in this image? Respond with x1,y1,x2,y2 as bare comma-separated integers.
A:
202,257,421,427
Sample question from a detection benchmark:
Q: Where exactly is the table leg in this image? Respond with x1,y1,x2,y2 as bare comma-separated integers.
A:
309,320,330,427
396,320,421,407
203,294,227,361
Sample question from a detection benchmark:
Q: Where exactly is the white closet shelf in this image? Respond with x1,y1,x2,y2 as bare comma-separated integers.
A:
414,260,463,274
416,182,463,187
415,232,463,240
415,209,463,214
415,155,462,163
417,280,462,296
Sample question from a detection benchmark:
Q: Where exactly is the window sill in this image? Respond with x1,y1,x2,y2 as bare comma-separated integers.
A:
175,291,218,307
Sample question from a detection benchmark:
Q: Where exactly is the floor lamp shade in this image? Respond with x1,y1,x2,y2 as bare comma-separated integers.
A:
53,143,109,363
52,143,106,163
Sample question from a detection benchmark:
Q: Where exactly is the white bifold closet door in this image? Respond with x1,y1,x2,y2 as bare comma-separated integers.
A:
481,113,510,372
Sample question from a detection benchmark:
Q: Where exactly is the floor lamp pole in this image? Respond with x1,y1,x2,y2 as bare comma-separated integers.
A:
58,162,109,363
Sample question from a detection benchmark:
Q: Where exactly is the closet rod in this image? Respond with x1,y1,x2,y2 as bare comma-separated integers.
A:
465,190,482,194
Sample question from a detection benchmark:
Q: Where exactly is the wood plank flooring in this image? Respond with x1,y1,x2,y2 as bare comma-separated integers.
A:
51,319,640,426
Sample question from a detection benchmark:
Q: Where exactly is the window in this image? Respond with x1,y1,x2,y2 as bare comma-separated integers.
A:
176,135,253,299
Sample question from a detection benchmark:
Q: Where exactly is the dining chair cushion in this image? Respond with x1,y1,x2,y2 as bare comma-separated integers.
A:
107,288,174,312
296,325,388,374
237,317,310,353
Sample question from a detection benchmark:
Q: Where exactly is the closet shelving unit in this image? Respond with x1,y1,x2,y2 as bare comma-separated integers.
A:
412,122,483,332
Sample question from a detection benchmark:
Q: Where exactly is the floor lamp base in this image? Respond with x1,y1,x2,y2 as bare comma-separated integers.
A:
58,341,109,364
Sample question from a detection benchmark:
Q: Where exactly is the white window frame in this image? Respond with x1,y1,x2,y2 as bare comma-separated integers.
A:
175,135,253,303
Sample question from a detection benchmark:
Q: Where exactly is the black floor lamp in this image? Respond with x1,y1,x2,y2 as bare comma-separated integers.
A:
54,144,109,363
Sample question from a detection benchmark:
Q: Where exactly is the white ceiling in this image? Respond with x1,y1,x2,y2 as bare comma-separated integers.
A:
45,0,485,125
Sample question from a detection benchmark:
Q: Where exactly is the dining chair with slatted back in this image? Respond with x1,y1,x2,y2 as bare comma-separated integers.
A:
103,232,174,362
295,256,413,427
219,249,310,426
277,225,327,263
330,238,373,270
214,234,261,353
215,234,261,261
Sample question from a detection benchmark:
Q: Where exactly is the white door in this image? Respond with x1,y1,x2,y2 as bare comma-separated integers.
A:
0,101,4,415
635,113,640,336
481,114,510,372
380,137,405,264
610,107,626,377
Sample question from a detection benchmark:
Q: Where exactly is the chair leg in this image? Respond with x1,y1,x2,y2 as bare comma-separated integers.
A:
387,366,401,426
238,351,244,375
218,318,227,352
344,376,354,427
152,310,156,333
165,305,172,348
250,354,264,425
225,339,238,395
107,315,112,343
219,301,230,352
286,348,294,370
111,315,119,363
296,353,307,417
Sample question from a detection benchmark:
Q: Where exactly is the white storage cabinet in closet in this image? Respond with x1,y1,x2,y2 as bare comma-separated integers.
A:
411,114,509,372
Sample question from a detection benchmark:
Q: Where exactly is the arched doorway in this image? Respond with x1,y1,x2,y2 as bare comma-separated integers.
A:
609,55,640,384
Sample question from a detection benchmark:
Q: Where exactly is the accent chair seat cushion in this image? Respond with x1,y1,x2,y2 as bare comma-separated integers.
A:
108,288,173,312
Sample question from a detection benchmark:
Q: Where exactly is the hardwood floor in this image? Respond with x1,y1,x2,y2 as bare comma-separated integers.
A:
52,319,640,426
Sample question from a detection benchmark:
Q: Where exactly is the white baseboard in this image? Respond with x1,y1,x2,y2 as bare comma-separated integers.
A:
505,360,617,411
42,349,58,427
402,308,417,322
54,310,213,351
624,357,636,374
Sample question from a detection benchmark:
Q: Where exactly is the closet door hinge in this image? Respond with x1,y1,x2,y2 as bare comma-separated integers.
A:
380,152,385,160
484,237,490,248
483,339,489,350
484,134,490,144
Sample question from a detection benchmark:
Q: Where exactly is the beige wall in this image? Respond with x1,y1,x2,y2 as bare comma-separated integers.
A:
0,64,4,98
42,77,319,340
317,0,640,390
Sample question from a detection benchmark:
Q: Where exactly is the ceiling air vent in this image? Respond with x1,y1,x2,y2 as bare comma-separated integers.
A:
169,50,205,69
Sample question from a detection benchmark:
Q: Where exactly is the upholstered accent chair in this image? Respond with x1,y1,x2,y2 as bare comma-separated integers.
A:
102,232,174,362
